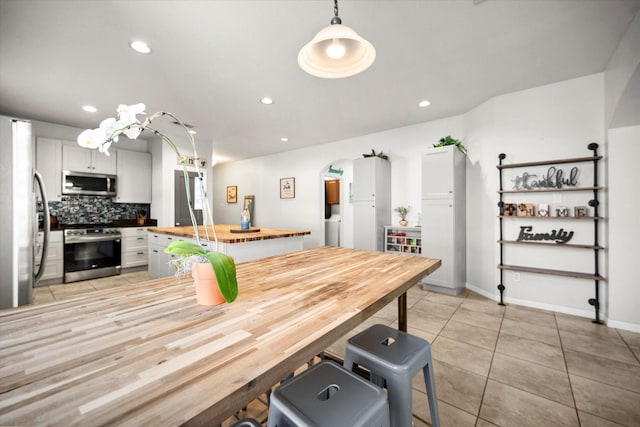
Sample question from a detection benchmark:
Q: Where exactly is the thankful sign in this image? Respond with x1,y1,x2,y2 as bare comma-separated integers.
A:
517,226,574,244
512,166,579,190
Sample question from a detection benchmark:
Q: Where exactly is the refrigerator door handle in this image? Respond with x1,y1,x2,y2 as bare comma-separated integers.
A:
34,171,50,285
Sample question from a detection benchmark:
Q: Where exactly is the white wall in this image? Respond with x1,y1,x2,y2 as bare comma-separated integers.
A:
464,73,607,319
149,133,213,228
213,73,634,328
607,125,640,331
605,11,640,128
211,116,464,249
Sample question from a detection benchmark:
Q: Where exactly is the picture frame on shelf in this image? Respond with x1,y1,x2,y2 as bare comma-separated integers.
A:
503,203,517,216
517,203,534,216
280,177,295,199
537,203,549,217
226,185,237,203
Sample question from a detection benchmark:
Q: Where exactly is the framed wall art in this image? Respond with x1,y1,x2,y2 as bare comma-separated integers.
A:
226,185,237,203
280,177,295,199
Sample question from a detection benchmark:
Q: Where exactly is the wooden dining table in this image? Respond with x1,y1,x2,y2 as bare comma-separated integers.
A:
0,246,440,426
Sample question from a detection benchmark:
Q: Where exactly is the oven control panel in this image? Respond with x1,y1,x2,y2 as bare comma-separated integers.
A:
64,227,121,237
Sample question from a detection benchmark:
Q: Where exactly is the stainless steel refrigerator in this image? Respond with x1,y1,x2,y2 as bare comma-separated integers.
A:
0,115,50,309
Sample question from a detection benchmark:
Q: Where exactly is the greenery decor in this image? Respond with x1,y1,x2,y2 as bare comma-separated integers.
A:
77,103,238,303
394,206,410,220
362,149,389,160
433,135,467,154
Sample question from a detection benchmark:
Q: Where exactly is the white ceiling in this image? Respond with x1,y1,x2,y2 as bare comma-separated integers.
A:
1,0,638,163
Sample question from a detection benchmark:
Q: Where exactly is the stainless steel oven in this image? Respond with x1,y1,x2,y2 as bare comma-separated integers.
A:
63,225,121,283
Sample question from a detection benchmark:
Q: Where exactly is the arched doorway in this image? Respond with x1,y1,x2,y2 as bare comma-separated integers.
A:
319,159,353,247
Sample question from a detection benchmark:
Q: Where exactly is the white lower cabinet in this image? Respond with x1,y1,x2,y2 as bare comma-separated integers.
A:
35,231,63,285
148,232,181,279
121,227,149,269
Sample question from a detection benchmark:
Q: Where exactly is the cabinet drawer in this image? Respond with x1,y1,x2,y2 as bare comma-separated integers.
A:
121,227,149,237
123,235,148,251
122,249,148,268
149,233,177,247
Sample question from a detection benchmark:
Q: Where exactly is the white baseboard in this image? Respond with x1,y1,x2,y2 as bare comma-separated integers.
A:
607,319,640,333
465,283,640,333
466,282,597,318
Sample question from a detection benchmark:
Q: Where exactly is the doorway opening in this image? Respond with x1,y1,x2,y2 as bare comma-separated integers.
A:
174,170,203,227
320,160,352,247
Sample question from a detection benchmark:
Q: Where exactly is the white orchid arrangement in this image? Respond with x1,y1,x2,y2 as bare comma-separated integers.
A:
77,103,238,303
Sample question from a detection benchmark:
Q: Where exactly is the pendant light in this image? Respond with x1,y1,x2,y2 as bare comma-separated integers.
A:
298,0,376,78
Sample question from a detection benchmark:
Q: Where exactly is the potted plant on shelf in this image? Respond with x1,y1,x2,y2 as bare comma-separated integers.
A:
433,135,467,154
77,103,238,304
394,206,410,226
362,149,389,160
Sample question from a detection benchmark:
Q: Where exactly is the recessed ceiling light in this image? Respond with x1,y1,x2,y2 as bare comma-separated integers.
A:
260,97,274,105
130,40,151,54
418,100,431,108
82,105,97,113
280,137,289,142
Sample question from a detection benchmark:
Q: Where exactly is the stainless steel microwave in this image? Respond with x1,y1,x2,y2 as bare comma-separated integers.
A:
62,170,117,196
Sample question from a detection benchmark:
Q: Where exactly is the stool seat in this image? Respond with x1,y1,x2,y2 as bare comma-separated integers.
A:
344,324,440,427
267,360,390,427
230,419,262,427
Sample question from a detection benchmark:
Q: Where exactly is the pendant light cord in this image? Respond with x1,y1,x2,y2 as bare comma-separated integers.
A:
331,0,342,25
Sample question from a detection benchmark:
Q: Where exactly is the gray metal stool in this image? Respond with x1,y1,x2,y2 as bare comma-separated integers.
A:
230,419,261,427
343,324,440,427
267,360,390,427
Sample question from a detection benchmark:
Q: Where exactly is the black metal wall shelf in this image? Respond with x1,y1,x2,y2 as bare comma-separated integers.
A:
498,186,603,194
497,143,604,323
498,216,603,220
497,240,604,250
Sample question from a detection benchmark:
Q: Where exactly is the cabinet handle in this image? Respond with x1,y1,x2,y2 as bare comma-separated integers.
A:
137,237,144,240
153,249,158,253
137,252,144,255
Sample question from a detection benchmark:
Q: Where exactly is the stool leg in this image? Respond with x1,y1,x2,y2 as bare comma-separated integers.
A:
423,363,440,427
385,378,413,427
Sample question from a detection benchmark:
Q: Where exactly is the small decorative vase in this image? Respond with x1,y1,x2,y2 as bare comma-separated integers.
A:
192,262,225,306
399,220,408,226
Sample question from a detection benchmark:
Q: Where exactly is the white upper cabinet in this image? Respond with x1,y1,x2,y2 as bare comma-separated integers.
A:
62,144,117,175
352,156,390,202
114,149,152,204
36,137,63,201
421,146,465,199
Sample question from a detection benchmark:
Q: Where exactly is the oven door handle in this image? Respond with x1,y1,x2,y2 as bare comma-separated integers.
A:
65,235,121,244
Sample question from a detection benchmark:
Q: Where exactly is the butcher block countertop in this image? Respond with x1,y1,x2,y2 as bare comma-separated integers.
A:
148,224,310,243
0,246,440,426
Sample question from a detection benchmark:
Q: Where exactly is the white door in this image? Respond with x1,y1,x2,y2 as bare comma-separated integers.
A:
422,147,454,199
352,158,375,201
353,202,377,251
421,198,454,288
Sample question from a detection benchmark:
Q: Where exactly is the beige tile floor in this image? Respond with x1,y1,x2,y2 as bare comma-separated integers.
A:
35,272,640,427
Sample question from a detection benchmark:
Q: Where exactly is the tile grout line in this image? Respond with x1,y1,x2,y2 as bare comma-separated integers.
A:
616,327,640,365
474,299,507,427
556,311,583,427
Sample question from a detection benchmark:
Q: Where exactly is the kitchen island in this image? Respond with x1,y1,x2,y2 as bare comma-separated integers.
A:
147,224,310,278
0,246,441,426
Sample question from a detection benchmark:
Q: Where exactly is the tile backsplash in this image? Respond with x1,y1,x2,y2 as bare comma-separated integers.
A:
48,196,150,224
